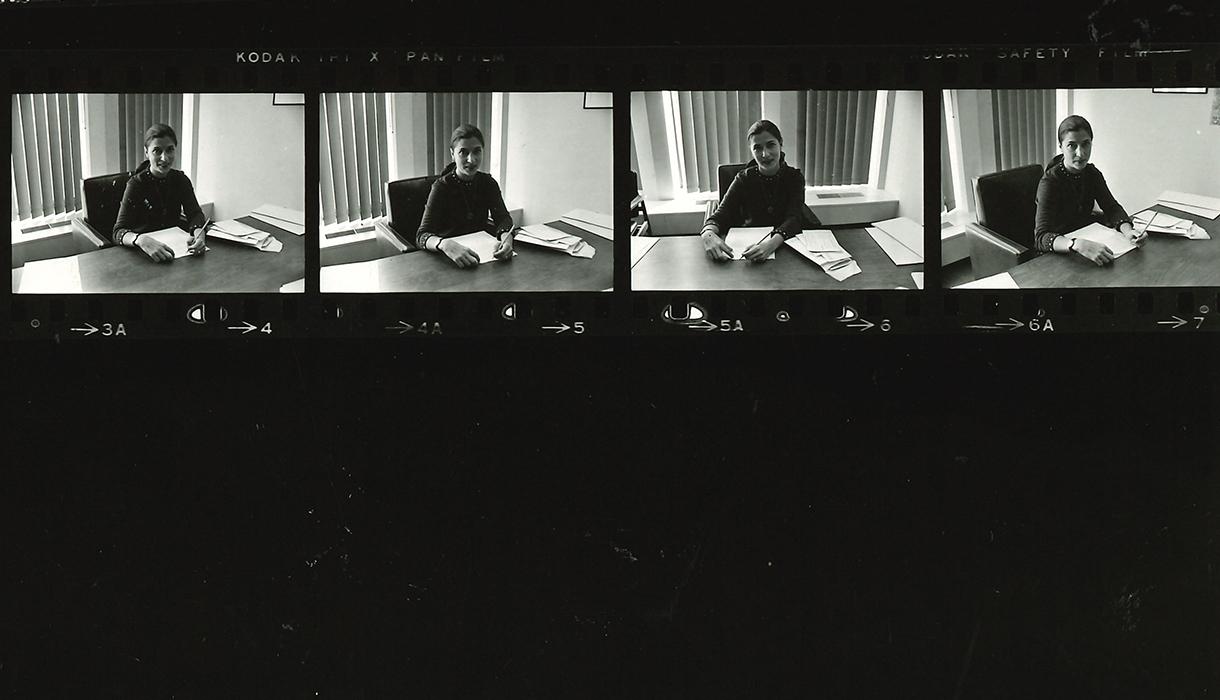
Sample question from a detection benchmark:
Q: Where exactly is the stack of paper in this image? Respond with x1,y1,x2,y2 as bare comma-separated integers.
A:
209,219,284,253
1155,191,1220,220
784,229,862,281
516,224,596,258
867,216,924,265
1133,209,1210,240
144,227,205,259
250,204,306,235
447,231,514,263
1065,222,1137,258
559,209,614,241
953,271,1019,289
630,236,659,267
321,261,380,292
724,227,776,260
16,255,83,293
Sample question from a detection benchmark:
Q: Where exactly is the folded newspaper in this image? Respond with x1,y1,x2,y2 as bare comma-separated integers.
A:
1133,209,1210,240
514,224,596,258
208,219,284,253
784,229,861,281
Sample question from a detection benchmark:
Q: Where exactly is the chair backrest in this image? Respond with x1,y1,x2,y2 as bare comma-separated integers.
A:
386,175,440,246
971,164,1044,249
82,171,132,243
717,163,749,197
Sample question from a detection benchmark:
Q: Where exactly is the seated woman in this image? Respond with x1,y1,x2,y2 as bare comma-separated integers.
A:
415,124,515,268
1034,114,1146,267
700,119,821,262
112,123,208,263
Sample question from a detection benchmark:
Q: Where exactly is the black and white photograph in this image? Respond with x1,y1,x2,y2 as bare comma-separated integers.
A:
629,89,924,291
10,93,305,294
318,92,613,293
942,88,1220,289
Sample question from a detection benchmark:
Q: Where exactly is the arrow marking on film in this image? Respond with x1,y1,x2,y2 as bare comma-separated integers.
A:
1157,316,1188,329
70,323,99,336
846,318,875,331
542,323,571,334
689,319,718,332
227,321,257,334
385,321,415,334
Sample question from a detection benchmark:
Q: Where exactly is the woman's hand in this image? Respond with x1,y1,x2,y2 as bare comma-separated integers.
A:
701,231,734,261
493,232,514,261
1069,237,1115,266
1120,222,1147,246
136,235,175,263
187,226,207,255
742,232,783,262
438,238,480,268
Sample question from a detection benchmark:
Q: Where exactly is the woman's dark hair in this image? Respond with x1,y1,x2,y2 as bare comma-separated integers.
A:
143,123,178,148
746,119,782,145
450,123,485,149
1056,115,1093,144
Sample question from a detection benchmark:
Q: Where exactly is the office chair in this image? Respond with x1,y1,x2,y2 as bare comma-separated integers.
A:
74,171,133,247
705,162,821,230
625,170,651,236
385,175,440,250
965,163,1043,279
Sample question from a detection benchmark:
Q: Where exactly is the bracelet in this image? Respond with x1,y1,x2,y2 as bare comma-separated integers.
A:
1067,237,1076,252
130,232,142,247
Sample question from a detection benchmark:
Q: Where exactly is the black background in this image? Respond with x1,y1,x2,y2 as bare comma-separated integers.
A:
4,0,1220,697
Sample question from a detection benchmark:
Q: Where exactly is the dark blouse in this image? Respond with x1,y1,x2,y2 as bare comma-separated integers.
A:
1033,154,1132,252
704,158,818,240
112,162,205,245
415,166,514,249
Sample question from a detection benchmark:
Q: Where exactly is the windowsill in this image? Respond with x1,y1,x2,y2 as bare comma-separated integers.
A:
940,207,973,265
320,217,386,249
11,212,79,245
642,186,900,233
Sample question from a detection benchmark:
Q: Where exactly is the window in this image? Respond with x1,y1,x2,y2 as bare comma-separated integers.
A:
117,93,184,172
664,90,762,194
319,92,391,227
426,93,493,176
11,94,85,223
940,95,955,213
793,90,878,187
991,89,1055,171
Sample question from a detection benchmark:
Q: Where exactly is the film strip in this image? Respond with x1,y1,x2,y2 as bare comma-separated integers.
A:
4,44,1219,340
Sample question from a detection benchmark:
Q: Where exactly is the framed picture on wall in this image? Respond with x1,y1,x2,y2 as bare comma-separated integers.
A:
273,93,306,105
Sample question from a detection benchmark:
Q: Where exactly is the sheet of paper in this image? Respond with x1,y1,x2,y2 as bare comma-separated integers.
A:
518,224,574,242
725,228,775,260
251,204,306,226
871,216,924,258
866,227,923,266
1156,191,1220,219
448,231,507,264
248,211,305,236
562,208,613,231
1067,222,1137,258
17,255,83,293
143,227,196,259
321,261,380,292
954,271,1019,289
911,272,924,289
279,278,305,293
570,241,596,258
823,259,861,281
211,219,267,239
799,229,844,253
630,236,660,267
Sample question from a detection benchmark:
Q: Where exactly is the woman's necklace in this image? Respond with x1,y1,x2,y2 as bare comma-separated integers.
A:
457,176,477,222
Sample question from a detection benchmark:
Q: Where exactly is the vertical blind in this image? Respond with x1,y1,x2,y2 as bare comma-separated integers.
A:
941,98,956,212
668,91,761,193
991,89,1055,171
11,94,84,221
320,92,390,226
118,94,183,171
796,90,877,187
426,93,493,175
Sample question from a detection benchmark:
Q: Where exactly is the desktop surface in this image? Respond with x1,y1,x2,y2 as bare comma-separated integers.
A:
1007,204,1220,288
630,227,924,291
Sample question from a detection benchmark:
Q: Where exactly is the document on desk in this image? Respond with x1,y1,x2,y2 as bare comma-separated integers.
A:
1155,191,1220,220
143,227,199,259
630,236,660,268
560,209,614,240
516,225,595,258
448,231,513,263
871,216,924,259
279,278,305,293
1133,209,1210,239
911,272,925,289
17,255,83,293
866,226,923,265
954,271,1019,289
1065,222,1137,258
210,220,284,253
784,230,861,281
321,261,380,292
250,204,306,235
725,228,776,260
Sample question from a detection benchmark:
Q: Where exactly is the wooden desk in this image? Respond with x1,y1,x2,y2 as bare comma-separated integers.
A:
321,220,612,292
630,227,924,291
12,214,304,294
1008,204,1220,288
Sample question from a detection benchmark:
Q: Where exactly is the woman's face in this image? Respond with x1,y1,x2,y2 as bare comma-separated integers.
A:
146,136,177,178
749,131,782,176
452,137,483,180
1058,129,1092,173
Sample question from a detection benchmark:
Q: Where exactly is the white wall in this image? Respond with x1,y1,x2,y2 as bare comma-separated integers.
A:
82,94,122,178
194,93,304,221
503,92,613,226
1069,88,1220,208
879,90,924,224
